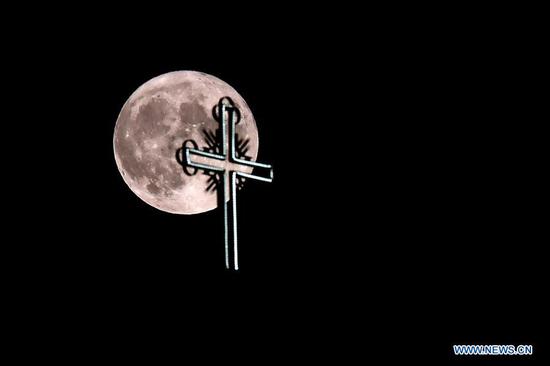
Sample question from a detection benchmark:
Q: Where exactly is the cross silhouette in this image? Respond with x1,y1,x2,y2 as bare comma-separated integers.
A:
183,97,273,270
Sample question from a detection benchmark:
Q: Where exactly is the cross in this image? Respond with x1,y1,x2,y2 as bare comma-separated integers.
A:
184,97,273,270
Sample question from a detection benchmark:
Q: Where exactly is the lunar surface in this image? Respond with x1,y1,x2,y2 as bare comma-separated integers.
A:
113,71,259,214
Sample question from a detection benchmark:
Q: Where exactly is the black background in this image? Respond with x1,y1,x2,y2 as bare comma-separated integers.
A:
6,5,546,363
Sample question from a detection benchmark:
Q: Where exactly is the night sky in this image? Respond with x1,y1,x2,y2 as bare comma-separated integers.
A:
6,6,545,363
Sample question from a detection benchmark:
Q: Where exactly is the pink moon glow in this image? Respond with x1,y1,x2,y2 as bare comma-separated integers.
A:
113,71,259,214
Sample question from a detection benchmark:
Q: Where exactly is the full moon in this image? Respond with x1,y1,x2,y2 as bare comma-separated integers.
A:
113,71,259,214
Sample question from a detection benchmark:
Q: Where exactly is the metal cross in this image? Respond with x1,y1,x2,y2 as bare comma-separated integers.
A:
184,97,273,270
